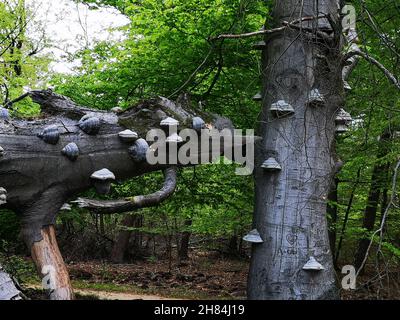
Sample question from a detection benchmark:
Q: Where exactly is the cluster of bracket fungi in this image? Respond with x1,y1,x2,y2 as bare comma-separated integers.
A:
0,100,206,204
0,99,207,209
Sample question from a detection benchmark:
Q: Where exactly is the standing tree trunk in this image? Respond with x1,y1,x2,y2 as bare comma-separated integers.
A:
248,0,342,299
111,214,140,263
178,218,192,261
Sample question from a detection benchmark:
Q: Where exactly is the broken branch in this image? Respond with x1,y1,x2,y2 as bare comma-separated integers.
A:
73,167,178,214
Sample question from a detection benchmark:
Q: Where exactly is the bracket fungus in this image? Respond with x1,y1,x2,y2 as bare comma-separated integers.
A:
335,124,349,133
307,89,325,107
335,108,352,134
302,256,325,271
90,168,116,195
336,109,352,124
111,107,123,114
243,229,264,244
160,117,179,129
38,125,60,145
0,107,10,121
166,132,184,144
343,80,352,91
60,203,72,211
261,158,282,171
61,143,79,161
192,117,205,131
252,41,266,50
0,188,7,205
78,115,101,135
252,92,262,101
118,129,139,143
129,138,150,162
270,100,295,118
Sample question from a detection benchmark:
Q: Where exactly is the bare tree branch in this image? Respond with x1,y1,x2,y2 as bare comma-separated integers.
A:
211,15,328,40
343,50,400,90
72,167,178,214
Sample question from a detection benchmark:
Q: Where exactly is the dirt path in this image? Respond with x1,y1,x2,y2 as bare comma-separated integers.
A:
26,284,177,300
75,288,177,300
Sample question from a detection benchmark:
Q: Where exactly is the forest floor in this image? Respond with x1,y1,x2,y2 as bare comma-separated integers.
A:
24,249,248,300
21,249,400,300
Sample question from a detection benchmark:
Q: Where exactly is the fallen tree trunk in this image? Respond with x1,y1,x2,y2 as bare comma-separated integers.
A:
1,90,245,299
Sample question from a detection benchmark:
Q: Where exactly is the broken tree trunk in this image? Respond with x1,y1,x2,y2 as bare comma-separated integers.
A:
31,226,74,300
1,89,241,299
247,0,343,299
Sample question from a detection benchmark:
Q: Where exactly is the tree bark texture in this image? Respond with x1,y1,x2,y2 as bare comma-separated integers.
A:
327,178,338,261
248,0,343,300
30,226,74,300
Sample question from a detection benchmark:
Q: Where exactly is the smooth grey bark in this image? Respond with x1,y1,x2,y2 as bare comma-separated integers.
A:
0,266,23,300
248,0,342,300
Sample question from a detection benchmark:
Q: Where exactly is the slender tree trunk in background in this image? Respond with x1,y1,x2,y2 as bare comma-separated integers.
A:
335,167,361,265
248,0,342,299
30,226,74,300
228,234,239,256
178,219,192,261
99,215,105,235
354,133,392,273
111,214,137,263
327,178,339,263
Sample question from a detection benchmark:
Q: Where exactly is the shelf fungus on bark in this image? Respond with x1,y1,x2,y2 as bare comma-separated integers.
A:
166,132,184,144
302,256,325,271
0,146,4,157
252,41,266,50
336,108,352,123
335,124,349,133
111,107,123,114
38,125,60,145
61,143,79,161
243,229,264,244
0,107,10,121
307,89,325,107
192,117,205,131
335,108,352,133
343,80,352,91
60,203,72,211
118,129,139,143
261,157,282,171
252,92,262,101
270,100,295,118
160,117,179,130
90,168,116,195
128,138,149,162
78,115,101,135
0,187,7,205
